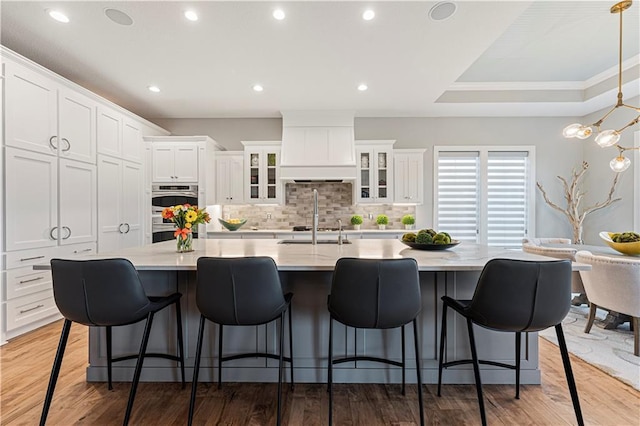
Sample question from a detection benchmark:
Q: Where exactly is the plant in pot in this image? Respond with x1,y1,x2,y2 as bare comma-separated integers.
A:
401,214,415,230
350,214,363,230
376,214,389,230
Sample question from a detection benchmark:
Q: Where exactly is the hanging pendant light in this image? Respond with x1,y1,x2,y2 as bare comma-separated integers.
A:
562,1,640,172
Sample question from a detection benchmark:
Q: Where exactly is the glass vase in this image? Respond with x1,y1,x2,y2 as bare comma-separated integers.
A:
176,232,193,253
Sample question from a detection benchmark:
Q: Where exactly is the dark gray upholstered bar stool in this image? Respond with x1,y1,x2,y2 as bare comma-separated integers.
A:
327,257,424,426
189,256,293,426
41,258,185,426
437,258,583,426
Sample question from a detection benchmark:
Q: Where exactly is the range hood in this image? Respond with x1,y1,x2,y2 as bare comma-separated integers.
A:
279,111,357,181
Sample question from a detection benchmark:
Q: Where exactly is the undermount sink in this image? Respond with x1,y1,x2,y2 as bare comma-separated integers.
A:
278,239,352,245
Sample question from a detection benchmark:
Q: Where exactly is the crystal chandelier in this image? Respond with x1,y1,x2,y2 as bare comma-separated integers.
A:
562,1,640,173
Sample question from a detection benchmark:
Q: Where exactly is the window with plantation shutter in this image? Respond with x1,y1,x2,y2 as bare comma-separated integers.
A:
434,146,535,248
435,151,479,243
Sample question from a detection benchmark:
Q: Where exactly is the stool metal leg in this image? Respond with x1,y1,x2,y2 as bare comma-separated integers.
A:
437,303,448,397
328,317,334,426
106,326,113,390
123,312,154,426
188,315,207,426
175,300,185,389
288,303,294,390
555,324,584,426
277,313,285,426
413,319,425,426
467,318,487,426
401,324,406,396
40,319,72,426
515,332,521,399
218,324,224,389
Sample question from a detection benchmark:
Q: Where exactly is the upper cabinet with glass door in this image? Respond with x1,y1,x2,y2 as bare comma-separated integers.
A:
242,141,282,205
355,140,395,204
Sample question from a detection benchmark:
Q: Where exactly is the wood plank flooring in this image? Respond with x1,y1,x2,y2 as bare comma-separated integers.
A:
1,320,639,425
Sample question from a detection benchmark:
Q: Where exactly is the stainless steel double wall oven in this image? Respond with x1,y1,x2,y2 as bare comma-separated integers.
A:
151,184,199,243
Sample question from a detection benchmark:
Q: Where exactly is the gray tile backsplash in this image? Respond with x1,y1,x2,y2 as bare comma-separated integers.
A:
221,182,415,229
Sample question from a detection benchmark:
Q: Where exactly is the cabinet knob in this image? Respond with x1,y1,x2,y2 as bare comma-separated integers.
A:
61,138,71,152
62,226,71,239
49,227,58,240
49,136,58,150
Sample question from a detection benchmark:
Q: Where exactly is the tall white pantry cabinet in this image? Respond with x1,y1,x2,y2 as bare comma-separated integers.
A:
1,47,168,344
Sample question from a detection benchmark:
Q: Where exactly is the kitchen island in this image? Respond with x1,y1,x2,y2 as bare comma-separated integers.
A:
41,239,589,385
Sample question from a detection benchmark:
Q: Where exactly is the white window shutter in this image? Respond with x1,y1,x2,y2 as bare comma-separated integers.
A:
436,152,479,243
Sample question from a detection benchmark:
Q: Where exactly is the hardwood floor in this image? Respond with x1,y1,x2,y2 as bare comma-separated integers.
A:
1,320,639,425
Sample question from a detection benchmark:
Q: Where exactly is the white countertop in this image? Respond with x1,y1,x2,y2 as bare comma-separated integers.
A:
208,229,408,235
42,239,590,272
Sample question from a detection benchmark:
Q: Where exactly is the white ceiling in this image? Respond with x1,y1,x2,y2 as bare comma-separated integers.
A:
1,1,639,120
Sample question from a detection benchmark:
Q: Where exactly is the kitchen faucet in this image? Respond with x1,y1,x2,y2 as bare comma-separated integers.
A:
337,219,343,245
312,189,318,245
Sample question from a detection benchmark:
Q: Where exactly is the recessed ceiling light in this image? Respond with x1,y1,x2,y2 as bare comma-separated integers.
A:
273,9,286,20
253,84,264,92
358,84,368,91
429,2,457,21
362,10,375,21
47,9,69,23
148,86,161,93
184,10,198,21
104,8,134,26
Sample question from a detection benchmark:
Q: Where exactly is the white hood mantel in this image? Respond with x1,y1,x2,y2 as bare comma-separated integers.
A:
279,111,356,181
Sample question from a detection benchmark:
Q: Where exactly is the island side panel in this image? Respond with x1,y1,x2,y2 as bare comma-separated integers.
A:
87,269,540,384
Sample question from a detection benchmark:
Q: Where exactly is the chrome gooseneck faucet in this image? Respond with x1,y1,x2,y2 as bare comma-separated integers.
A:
312,189,319,245
337,219,343,245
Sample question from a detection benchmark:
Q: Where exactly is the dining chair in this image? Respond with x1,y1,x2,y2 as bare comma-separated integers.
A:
437,258,583,426
189,256,294,426
41,258,185,426
575,250,640,356
327,257,424,426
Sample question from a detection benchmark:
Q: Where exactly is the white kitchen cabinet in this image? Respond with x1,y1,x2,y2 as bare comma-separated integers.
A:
242,142,282,205
98,156,143,253
122,118,143,164
151,143,199,182
58,159,98,245
97,106,144,164
394,149,425,204
355,140,395,204
5,148,97,250
4,147,58,251
215,151,244,204
5,60,96,164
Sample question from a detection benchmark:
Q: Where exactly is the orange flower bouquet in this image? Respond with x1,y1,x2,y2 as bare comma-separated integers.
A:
162,204,211,252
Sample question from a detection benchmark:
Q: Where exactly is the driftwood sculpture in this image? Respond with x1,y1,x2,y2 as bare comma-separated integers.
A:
536,161,620,244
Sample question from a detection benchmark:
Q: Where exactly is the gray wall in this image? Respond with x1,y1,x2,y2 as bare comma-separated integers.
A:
152,113,636,244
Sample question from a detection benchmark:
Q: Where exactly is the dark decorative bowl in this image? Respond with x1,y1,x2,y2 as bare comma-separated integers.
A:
218,218,247,231
400,240,460,250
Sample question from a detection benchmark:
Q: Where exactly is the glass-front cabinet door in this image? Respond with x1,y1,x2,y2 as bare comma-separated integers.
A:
355,141,394,204
242,142,282,205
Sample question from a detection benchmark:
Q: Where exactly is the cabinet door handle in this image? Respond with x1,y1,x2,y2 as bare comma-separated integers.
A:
19,276,44,284
20,255,45,262
62,226,71,240
73,248,93,254
20,304,45,314
124,223,131,234
50,227,58,240
61,138,71,152
49,136,58,150
118,223,125,234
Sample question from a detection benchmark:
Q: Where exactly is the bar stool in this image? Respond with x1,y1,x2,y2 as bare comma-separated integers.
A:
41,258,185,426
189,256,293,426
437,258,583,426
327,257,424,426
